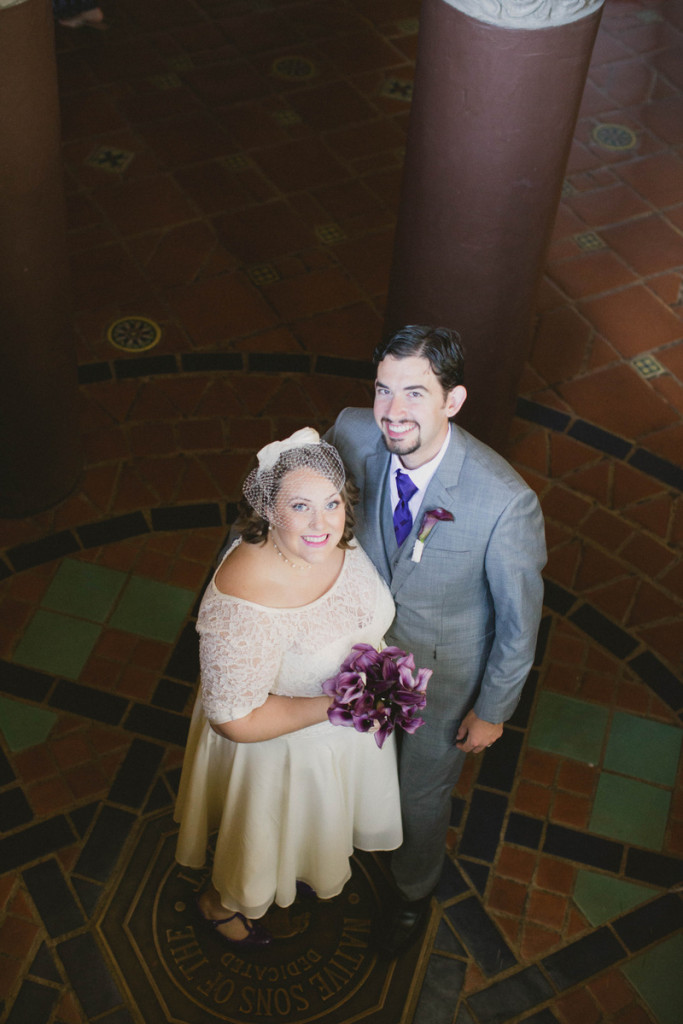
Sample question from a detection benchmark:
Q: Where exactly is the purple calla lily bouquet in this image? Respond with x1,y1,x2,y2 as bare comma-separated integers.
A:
322,643,432,749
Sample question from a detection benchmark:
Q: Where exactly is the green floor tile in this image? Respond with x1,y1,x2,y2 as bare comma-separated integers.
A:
623,933,683,1024
0,695,58,752
604,711,682,787
589,773,671,850
573,870,656,926
41,558,127,623
527,692,609,764
109,576,195,643
13,609,102,680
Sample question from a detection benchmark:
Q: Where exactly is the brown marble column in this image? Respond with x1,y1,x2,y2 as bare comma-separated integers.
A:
384,0,604,453
0,0,82,517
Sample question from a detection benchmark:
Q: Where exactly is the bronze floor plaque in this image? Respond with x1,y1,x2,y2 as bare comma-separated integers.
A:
98,812,426,1024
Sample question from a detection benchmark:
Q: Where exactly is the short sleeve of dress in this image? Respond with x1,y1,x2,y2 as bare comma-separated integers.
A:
197,590,286,724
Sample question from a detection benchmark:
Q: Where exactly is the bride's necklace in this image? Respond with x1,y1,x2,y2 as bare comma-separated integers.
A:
271,535,311,571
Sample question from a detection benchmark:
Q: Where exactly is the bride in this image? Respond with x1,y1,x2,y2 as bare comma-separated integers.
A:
174,428,402,945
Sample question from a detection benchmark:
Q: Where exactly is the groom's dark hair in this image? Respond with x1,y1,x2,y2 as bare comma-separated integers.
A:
373,325,465,396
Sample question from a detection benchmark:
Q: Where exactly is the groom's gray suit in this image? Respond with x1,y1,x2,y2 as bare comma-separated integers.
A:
326,408,546,899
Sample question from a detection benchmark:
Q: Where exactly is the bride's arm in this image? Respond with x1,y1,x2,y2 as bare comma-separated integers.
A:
210,693,332,743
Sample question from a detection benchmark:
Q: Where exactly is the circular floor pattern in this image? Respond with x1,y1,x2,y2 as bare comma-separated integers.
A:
107,316,162,353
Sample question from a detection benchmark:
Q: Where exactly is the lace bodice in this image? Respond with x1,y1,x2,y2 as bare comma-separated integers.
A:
197,542,395,723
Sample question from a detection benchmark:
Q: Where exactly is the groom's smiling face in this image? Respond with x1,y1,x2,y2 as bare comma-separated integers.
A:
373,355,466,469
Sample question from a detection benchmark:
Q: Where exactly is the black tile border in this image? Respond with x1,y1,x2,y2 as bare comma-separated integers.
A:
62,357,681,495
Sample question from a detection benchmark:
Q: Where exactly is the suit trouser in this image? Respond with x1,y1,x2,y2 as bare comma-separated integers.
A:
391,710,466,901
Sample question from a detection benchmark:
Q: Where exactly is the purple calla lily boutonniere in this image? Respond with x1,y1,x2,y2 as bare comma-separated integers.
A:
411,507,454,563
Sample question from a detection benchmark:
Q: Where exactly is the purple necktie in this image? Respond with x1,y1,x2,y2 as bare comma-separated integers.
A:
393,469,418,546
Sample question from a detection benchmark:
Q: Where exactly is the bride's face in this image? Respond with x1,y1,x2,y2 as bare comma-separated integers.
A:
271,468,346,566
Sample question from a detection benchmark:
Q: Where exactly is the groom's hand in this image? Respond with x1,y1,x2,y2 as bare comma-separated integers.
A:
456,711,503,754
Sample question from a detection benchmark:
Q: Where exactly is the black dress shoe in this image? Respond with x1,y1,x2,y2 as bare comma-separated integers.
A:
373,895,431,956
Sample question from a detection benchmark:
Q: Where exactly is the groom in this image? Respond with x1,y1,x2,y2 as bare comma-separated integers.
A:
325,325,546,954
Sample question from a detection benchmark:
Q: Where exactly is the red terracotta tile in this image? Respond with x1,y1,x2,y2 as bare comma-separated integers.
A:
616,680,653,715
621,531,676,576
549,250,638,300
263,266,364,319
12,746,57,784
579,286,683,358
529,307,592,385
588,577,639,623
487,877,527,916
623,494,674,539
490,912,520,948
508,429,549,475
253,137,347,193
496,846,537,884
566,462,612,504
541,486,592,528
171,272,278,344
558,363,679,440
602,215,683,277
644,422,683,465
651,374,683,416
520,922,562,961
535,857,576,895
513,781,552,818
214,201,314,262
317,30,406,75
551,791,591,829
545,540,581,589
557,761,598,796
636,622,683,674
549,434,601,477
575,544,630,590
293,303,381,358
333,228,396,297
27,777,74,817
589,970,636,1015
65,764,109,801
0,915,39,959
613,1005,658,1024
627,580,681,627
555,987,601,1024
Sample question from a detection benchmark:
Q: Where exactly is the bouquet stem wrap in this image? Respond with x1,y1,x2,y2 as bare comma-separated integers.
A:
323,643,431,749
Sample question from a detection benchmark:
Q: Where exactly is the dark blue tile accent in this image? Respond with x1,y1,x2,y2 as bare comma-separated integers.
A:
569,604,638,659
466,966,553,1023
434,919,467,957
515,399,571,432
182,351,242,372
509,672,537,729
316,355,375,379
628,651,683,713
542,927,625,989
478,728,523,792
412,954,466,1024
145,777,174,813
247,352,310,373
505,814,543,850
58,932,124,1017
456,1009,475,1024
0,661,53,702
49,680,127,725
108,738,165,808
70,801,98,838
629,449,683,491
5,979,58,1024
613,893,683,952
445,897,517,977
74,805,136,882
0,816,76,874
0,747,15,786
543,580,576,615
28,943,62,984
225,501,240,524
23,859,85,938
124,704,189,746
568,420,631,459
165,766,182,797
152,677,193,712
72,876,104,917
520,1011,560,1024
459,859,489,896
114,354,177,379
78,362,112,384
544,824,622,872
434,858,469,903
626,848,683,888
164,622,199,683
450,795,465,827
8,531,80,571
0,558,11,581
151,502,222,531
459,790,507,862
77,512,149,548
0,788,33,829
534,615,551,666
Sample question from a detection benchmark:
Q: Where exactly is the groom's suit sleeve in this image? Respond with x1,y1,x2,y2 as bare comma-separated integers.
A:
471,484,546,723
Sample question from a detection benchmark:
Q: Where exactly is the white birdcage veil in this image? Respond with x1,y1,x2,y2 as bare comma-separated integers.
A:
242,427,346,527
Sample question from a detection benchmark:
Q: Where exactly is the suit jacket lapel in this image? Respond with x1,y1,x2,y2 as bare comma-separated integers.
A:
390,427,467,596
362,446,392,582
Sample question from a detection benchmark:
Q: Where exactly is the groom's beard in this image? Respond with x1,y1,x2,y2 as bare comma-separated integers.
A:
380,425,422,458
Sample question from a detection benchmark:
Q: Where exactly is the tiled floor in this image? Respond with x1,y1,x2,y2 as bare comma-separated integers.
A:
1,0,682,1022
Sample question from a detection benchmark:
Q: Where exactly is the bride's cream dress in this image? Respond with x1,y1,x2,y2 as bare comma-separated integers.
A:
174,541,402,918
